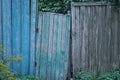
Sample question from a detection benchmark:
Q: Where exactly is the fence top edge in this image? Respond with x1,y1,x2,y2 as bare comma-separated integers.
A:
71,2,114,7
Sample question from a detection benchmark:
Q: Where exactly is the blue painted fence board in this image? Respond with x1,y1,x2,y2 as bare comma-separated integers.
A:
12,0,21,74
52,14,58,80
36,12,43,79
0,0,2,45
21,0,30,74
0,0,37,75
47,13,54,80
2,0,12,69
40,13,50,80
36,12,70,80
30,0,37,75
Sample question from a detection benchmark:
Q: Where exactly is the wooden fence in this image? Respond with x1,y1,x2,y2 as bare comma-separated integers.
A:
36,12,70,80
1,1,120,80
71,2,120,76
0,0,37,75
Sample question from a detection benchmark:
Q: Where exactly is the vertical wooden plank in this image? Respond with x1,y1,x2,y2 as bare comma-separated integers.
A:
54,14,59,80
97,6,100,72
71,4,77,77
30,0,37,75
100,6,106,72
51,14,57,80
0,0,2,45
81,6,86,70
64,15,70,79
95,6,99,72
112,8,119,69
93,6,98,72
40,13,50,80
57,14,63,80
61,15,67,80
88,6,93,72
79,6,84,72
47,13,54,80
55,14,62,80
118,10,120,67
36,12,43,79
2,0,12,68
21,0,30,74
75,7,80,72
12,0,21,74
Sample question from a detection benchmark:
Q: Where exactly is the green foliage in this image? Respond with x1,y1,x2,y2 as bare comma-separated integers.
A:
38,0,71,13
0,45,16,80
16,75,38,80
38,0,120,13
75,68,120,80
97,69,120,80
0,45,37,80
75,69,95,80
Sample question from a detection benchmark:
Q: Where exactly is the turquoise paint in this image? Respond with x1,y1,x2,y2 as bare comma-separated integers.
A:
40,13,50,80
30,0,37,75
21,0,30,74
12,0,21,74
36,12,43,79
0,0,37,75
37,13,71,80
47,13,54,80
55,14,59,80
0,0,2,45
2,0,12,69
56,15,62,80
52,15,58,80
64,15,70,78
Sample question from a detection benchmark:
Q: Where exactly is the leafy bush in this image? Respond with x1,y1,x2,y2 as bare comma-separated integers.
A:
38,0,120,13
0,45,38,80
75,68,120,80
38,1,70,13
16,75,38,80
97,68,120,80
0,45,16,80
75,70,95,80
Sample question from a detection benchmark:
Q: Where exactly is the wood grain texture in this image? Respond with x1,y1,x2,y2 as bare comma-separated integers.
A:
0,0,37,76
12,0,21,74
2,0,12,69
36,12,70,80
36,12,43,79
30,0,37,75
71,2,120,76
21,0,30,74
47,13,54,80
40,13,50,80
0,0,2,45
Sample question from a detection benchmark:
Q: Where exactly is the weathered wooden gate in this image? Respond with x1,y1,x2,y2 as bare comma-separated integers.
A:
0,0,37,75
71,2,120,76
36,12,70,80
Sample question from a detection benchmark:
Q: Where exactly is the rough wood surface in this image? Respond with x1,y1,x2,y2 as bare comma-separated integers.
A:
2,0,12,69
71,2,120,77
12,0,21,74
0,0,2,45
30,0,37,75
0,0,37,75
36,12,70,80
